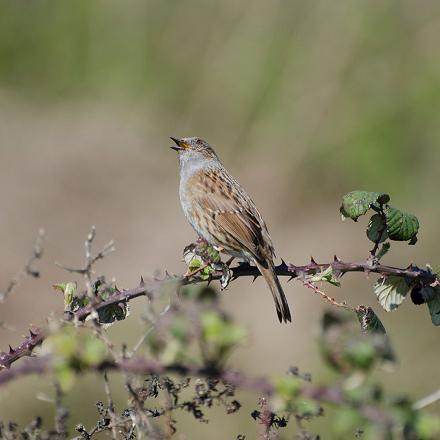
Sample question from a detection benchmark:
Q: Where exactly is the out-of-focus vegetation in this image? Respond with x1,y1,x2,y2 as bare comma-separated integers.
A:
1,0,440,198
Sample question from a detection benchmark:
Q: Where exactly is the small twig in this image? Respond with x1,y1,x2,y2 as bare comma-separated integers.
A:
103,371,118,440
184,263,210,279
163,386,174,439
54,381,69,439
258,397,273,440
0,229,45,302
302,281,353,310
130,304,171,358
55,226,115,297
412,388,440,410
130,326,154,357
369,207,387,258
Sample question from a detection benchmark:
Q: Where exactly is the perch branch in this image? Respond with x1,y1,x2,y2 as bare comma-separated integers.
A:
0,258,438,370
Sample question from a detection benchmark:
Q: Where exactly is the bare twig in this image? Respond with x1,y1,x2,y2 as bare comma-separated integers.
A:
302,280,352,310
0,229,45,302
412,388,440,410
54,381,68,439
103,371,118,440
56,226,115,297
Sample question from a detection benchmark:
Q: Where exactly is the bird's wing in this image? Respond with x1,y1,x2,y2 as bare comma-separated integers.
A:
187,169,274,263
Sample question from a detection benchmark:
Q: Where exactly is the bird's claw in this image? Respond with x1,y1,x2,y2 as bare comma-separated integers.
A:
212,262,232,290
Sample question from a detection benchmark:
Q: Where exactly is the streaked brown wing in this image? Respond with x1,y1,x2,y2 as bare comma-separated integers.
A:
188,169,274,262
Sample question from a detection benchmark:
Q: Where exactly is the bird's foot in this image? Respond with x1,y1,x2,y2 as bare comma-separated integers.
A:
212,262,232,290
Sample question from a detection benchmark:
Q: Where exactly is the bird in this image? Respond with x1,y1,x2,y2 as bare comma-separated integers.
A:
170,136,291,323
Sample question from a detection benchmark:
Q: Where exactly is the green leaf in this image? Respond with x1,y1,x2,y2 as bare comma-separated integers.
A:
206,245,221,264
97,302,129,325
309,266,340,287
273,375,302,400
53,282,77,308
169,316,190,343
384,206,419,243
180,285,218,303
340,191,389,221
366,214,388,243
416,413,440,439
188,256,202,271
55,364,76,391
295,399,322,417
201,311,246,363
333,407,364,435
48,327,107,391
427,288,440,326
344,339,377,370
201,312,246,347
82,337,108,365
355,306,386,334
374,276,412,311
376,242,391,261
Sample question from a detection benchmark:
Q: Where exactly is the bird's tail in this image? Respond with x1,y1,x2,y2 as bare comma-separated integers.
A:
255,260,291,323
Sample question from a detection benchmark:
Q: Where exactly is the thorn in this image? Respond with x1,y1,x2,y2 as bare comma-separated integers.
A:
29,329,37,338
9,345,14,354
139,276,145,286
279,259,288,270
310,256,317,265
333,255,341,262
114,285,121,293
252,275,258,283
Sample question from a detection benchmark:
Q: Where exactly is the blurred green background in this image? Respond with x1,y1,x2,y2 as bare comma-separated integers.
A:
0,0,439,438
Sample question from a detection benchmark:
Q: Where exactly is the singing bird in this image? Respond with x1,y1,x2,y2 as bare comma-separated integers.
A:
171,136,291,323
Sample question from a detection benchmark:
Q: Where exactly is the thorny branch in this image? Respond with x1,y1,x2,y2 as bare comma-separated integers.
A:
0,256,438,370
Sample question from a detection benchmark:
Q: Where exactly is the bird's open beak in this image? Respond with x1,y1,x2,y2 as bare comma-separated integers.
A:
170,136,183,151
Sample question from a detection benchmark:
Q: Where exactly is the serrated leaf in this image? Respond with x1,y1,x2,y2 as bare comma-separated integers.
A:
427,288,440,326
374,276,412,311
340,191,390,221
356,306,386,334
385,206,419,242
366,214,388,243
97,302,129,325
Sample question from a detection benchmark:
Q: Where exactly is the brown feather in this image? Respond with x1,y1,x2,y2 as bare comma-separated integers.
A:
185,168,291,322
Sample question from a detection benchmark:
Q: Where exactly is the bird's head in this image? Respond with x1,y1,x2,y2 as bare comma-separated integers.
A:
170,137,219,162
